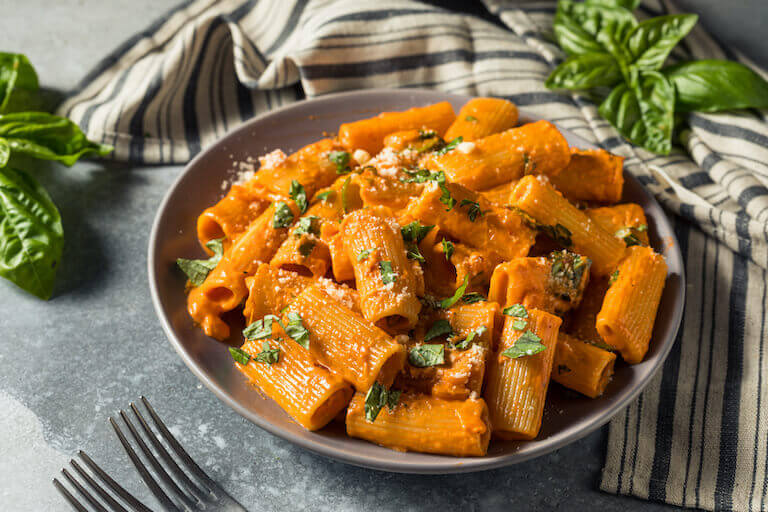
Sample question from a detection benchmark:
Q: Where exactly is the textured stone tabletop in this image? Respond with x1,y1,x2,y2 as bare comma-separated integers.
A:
5,1,746,510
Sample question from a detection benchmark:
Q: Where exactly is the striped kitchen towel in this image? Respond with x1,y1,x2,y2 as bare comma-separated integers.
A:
58,0,768,509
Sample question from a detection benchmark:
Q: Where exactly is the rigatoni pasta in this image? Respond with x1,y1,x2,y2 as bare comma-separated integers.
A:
177,98,670,457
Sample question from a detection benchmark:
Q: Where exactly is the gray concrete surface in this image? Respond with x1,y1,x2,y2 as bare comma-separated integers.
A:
5,0,758,510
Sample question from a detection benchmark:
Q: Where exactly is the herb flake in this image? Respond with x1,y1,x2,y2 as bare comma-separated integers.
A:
436,136,463,156
441,274,470,309
289,180,308,213
272,202,294,228
502,330,546,359
329,150,351,174
176,238,224,286
408,344,445,367
284,312,310,349
229,347,251,365
441,238,454,261
364,382,401,422
424,319,453,341
503,303,528,318
254,341,280,364
379,261,397,285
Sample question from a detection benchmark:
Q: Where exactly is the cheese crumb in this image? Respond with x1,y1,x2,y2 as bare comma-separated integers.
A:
353,149,371,165
259,149,287,169
456,141,476,154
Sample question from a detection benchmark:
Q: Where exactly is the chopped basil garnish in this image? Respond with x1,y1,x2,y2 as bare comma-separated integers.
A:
229,347,251,365
401,221,434,263
502,330,546,359
441,238,454,261
400,167,435,184
609,269,620,285
424,319,453,341
462,292,485,304
242,315,279,341
284,312,309,349
176,238,224,287
441,274,470,309
637,224,648,232
465,115,477,122
418,129,437,139
439,181,456,211
408,344,445,367
298,240,315,258
254,341,280,364
615,227,642,247
503,303,528,318
548,251,590,304
315,190,334,202
436,136,463,155
544,223,572,247
459,199,484,221
512,319,527,331
341,176,351,213
293,215,320,236
329,150,351,174
357,248,374,261
379,261,397,285
272,201,294,228
289,180,308,213
451,325,487,350
364,382,401,422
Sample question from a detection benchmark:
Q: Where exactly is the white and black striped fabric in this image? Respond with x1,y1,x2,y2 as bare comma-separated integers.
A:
58,1,768,509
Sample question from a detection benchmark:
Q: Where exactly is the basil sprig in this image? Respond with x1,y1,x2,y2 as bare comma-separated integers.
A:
546,0,768,155
0,54,112,299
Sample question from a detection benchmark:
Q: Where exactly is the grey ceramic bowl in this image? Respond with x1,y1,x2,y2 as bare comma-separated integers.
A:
148,89,685,474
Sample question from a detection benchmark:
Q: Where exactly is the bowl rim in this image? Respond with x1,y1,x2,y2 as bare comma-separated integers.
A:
148,88,685,474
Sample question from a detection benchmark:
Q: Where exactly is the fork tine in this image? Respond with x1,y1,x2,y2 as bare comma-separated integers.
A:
79,451,154,512
61,468,109,512
110,416,181,512
130,401,210,498
53,478,89,512
140,396,218,489
119,410,199,509
70,459,130,512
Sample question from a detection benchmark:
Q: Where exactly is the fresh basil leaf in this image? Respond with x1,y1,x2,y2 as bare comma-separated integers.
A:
0,53,39,114
298,240,315,257
465,115,478,122
293,215,320,236
512,319,527,331
329,150,351,174
243,315,278,341
341,176,351,213
625,14,698,70
357,248,374,261
0,138,9,167
425,319,453,341
0,166,63,299
451,326,487,350
289,180,308,213
502,330,546,359
298,218,321,239
546,53,623,90
609,269,620,285
272,201,294,228
408,344,445,367
554,0,637,56
229,347,251,365
462,292,485,304
254,341,280,364
503,303,528,318
400,167,434,184
439,182,456,211
663,59,768,112
441,238,454,261
315,190,334,202
459,199,484,222
615,227,642,246
379,260,397,285
0,112,113,166
586,0,640,9
599,71,675,154
364,382,400,422
176,238,224,287
401,221,434,244
435,136,462,155
441,274,470,309
284,312,310,349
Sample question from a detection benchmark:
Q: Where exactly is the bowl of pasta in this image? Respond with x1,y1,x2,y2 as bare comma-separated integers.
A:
148,89,685,473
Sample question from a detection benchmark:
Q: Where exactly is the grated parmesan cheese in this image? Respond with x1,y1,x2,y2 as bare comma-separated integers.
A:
353,149,371,165
456,141,476,154
259,149,287,169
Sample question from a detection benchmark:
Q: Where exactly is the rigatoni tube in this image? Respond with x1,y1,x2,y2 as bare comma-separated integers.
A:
346,392,491,456
286,285,406,391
